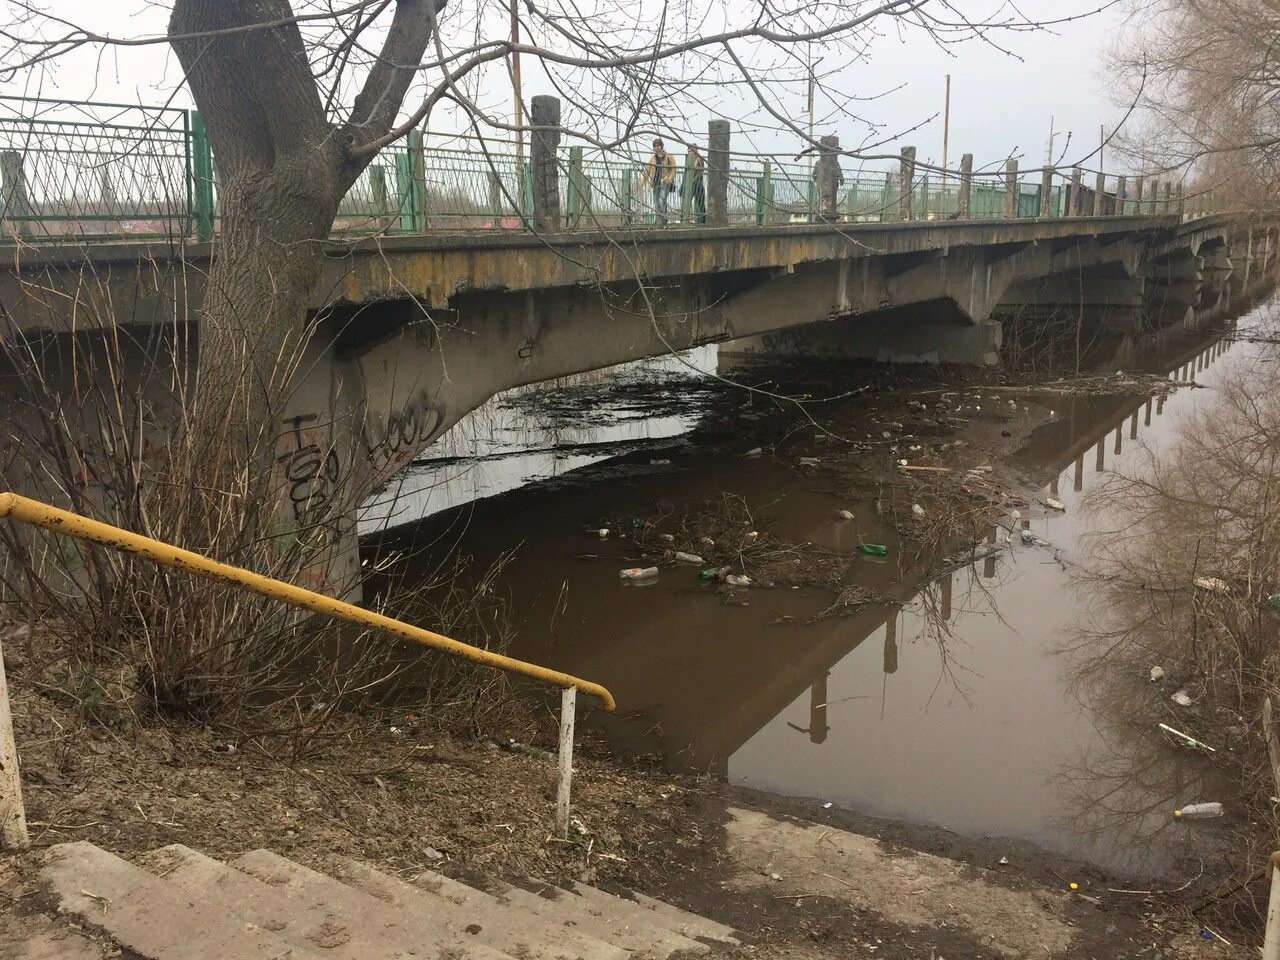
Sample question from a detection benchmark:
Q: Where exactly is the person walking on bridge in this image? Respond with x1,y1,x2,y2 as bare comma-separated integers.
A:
642,138,678,225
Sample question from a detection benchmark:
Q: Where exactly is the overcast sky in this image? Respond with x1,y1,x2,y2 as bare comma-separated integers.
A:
0,0,1134,175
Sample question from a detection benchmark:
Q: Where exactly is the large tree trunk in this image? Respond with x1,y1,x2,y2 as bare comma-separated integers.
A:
169,1,349,558
164,0,440,594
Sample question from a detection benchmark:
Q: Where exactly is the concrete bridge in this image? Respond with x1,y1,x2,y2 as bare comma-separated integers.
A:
1,95,1277,595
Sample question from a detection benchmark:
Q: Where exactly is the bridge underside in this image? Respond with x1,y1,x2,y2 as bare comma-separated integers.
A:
1,215,1275,596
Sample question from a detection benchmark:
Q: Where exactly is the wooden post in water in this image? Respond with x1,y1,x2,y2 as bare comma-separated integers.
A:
555,687,576,839
0,632,28,850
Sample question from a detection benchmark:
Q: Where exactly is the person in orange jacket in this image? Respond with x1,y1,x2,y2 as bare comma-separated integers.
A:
642,138,678,225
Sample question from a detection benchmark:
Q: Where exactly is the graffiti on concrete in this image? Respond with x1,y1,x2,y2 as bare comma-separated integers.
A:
363,403,444,487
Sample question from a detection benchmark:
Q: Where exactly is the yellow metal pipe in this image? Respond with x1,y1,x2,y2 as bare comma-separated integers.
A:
0,492,615,711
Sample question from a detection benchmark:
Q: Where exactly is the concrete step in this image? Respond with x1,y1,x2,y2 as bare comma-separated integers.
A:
226,849,514,960
327,856,628,960
570,882,739,945
493,881,709,957
39,841,318,960
140,843,503,960
38,841,737,960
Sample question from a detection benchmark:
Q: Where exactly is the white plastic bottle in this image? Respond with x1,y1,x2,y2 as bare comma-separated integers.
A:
1174,802,1224,820
619,566,659,581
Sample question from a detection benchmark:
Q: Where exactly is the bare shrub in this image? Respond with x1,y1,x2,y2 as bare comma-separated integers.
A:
0,276,523,754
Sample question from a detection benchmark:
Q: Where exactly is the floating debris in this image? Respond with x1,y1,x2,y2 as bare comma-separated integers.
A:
1193,576,1230,594
620,566,659,581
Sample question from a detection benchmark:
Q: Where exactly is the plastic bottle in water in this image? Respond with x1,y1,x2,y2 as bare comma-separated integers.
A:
1174,802,1224,820
619,566,659,581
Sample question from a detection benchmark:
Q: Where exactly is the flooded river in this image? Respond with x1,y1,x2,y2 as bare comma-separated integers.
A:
365,304,1269,879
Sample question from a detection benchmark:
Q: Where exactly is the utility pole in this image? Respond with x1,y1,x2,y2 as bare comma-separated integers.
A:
1099,123,1105,174
511,0,524,165
941,74,951,207
806,47,816,176
942,74,951,174
1045,115,1056,165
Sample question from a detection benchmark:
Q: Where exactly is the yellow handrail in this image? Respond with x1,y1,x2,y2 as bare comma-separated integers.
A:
0,492,615,711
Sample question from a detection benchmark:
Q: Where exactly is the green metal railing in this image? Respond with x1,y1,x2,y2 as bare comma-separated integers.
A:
0,95,1212,244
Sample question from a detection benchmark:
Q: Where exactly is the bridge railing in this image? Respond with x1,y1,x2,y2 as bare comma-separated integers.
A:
0,94,1224,244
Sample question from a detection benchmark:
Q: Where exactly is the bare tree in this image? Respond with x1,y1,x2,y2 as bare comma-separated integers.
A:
1109,0,1280,213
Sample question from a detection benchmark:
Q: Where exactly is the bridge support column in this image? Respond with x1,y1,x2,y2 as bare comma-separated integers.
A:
722,302,1003,367
999,267,1153,336
530,95,561,233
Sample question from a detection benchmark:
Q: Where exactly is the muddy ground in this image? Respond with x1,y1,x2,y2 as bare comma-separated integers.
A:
1,338,1259,959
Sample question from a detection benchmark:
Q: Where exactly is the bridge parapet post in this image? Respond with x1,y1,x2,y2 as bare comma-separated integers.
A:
815,135,841,221
1003,158,1019,218
567,145,586,229
1068,167,1083,217
1175,181,1185,218
1093,172,1106,216
530,95,562,233
898,146,916,221
1133,175,1145,215
1162,180,1173,214
1116,176,1127,215
1039,167,1053,217
956,153,972,219
707,120,729,226
756,160,773,225
0,151,31,239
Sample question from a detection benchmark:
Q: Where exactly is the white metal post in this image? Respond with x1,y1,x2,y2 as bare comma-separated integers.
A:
556,686,576,839
1264,852,1280,960
0,632,29,849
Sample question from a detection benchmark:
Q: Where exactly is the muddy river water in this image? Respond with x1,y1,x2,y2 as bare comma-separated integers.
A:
363,304,1270,880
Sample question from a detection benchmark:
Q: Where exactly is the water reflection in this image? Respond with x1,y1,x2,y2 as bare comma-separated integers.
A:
370,299,1262,877
727,311,1251,876
360,347,717,531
